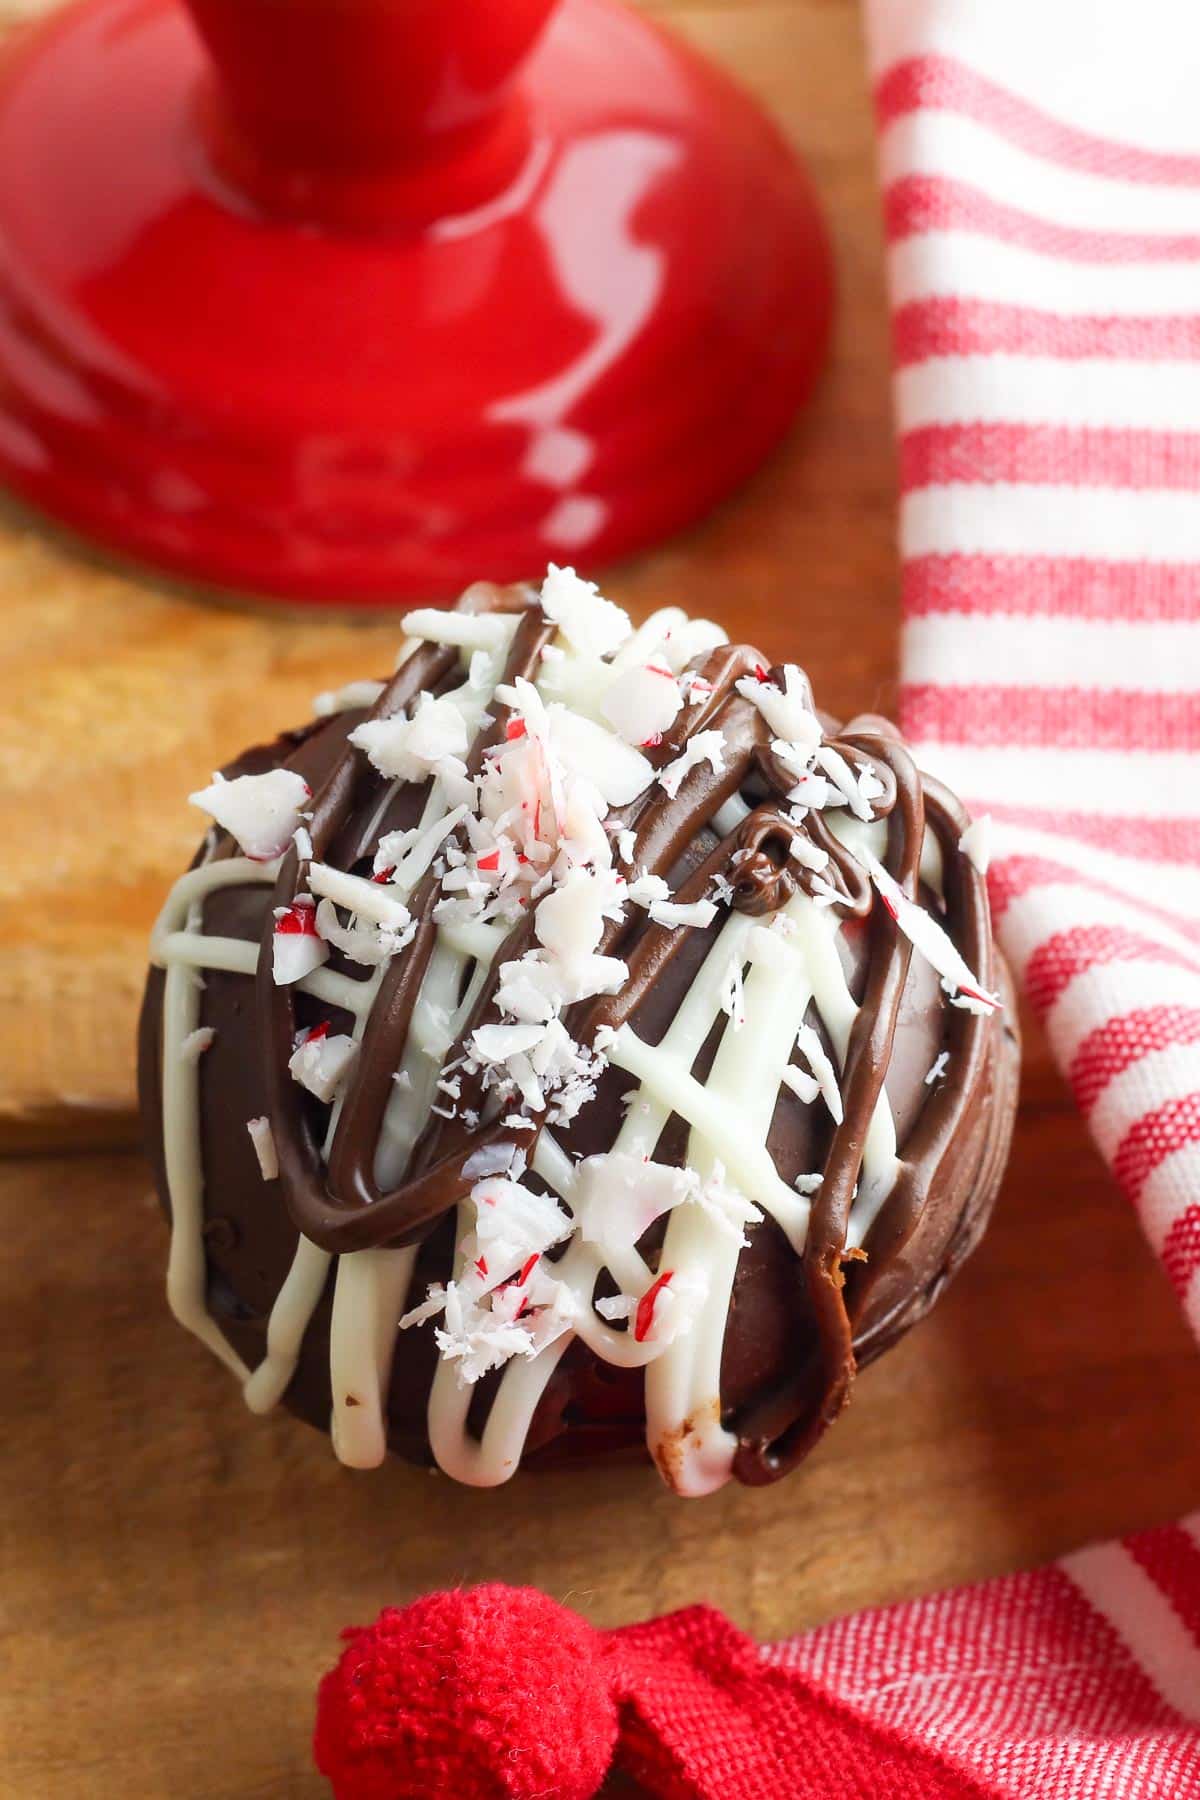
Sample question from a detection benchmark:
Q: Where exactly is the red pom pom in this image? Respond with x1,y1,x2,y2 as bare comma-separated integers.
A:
313,1583,618,1800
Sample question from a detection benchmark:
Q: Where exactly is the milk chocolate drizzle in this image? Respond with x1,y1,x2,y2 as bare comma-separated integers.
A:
230,584,1003,1479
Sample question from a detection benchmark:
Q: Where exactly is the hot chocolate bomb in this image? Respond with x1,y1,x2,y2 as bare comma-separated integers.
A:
139,572,1019,1494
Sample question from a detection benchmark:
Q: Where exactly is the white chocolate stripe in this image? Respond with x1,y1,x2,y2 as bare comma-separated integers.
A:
646,894,819,1494
608,1027,812,1248
161,947,249,1380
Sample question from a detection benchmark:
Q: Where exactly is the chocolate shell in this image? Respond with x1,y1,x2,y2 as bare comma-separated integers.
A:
139,574,1019,1494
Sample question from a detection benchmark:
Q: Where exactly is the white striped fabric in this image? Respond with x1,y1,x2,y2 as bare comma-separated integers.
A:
867,0,1200,1332
757,5,1200,1792
769,1515,1200,1795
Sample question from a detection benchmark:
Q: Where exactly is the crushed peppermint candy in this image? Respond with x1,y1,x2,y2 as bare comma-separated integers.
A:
314,898,416,968
866,853,1001,1016
272,898,329,986
783,765,831,810
464,1176,571,1285
350,691,473,803
781,1064,820,1106
658,729,725,799
648,897,717,930
179,1026,215,1064
735,663,821,754
312,679,386,717
288,1027,358,1103
461,1142,526,1182
793,1023,844,1125
788,834,829,873
633,1268,706,1346
573,1154,698,1261
540,563,630,658
595,1293,635,1323
635,1271,673,1342
601,661,684,745
959,815,993,876
721,958,746,1031
246,1116,279,1181
190,768,311,862
463,865,629,1122
308,862,413,933
400,1258,578,1386
709,871,735,907
689,1161,762,1245
815,745,878,823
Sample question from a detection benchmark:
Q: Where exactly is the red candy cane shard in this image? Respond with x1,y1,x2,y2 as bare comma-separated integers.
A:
635,1271,673,1343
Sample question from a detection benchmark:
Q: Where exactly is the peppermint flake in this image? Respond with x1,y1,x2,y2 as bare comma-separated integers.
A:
246,1116,278,1181
658,730,725,799
866,853,1001,1016
190,768,310,862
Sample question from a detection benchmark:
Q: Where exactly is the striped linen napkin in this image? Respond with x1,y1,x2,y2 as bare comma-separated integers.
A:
875,0,1200,1339
751,0,1200,1788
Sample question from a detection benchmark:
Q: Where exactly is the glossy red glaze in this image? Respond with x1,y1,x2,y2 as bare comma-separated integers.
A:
0,0,832,605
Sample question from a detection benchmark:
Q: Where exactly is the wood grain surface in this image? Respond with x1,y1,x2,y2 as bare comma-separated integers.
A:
4,2,1200,1797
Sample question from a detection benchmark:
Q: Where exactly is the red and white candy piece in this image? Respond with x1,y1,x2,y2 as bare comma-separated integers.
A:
866,853,1001,1016
792,1023,844,1123
601,661,683,746
272,898,329,986
288,1024,358,1104
735,663,821,753
307,861,412,932
465,1175,571,1292
601,1267,704,1347
189,768,311,862
573,1154,697,1261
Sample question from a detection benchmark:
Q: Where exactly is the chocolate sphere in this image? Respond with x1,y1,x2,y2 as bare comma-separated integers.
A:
139,574,1019,1493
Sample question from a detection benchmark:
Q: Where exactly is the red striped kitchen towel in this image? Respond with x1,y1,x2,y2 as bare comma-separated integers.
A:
873,0,1200,1347
652,1,1200,1791
769,0,1200,1789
